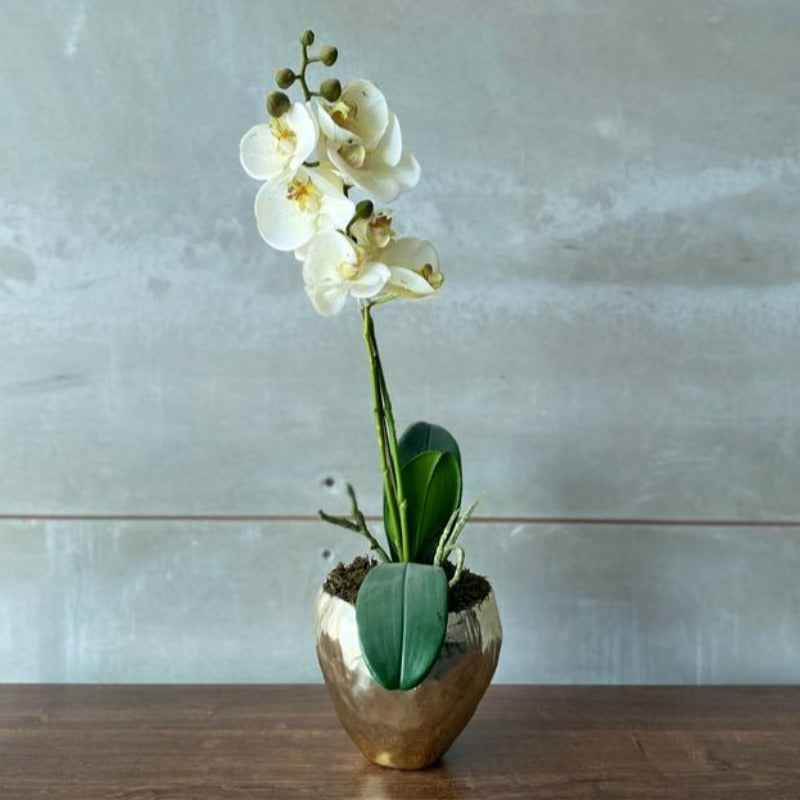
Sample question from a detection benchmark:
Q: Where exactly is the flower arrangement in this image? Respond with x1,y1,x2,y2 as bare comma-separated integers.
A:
240,30,485,694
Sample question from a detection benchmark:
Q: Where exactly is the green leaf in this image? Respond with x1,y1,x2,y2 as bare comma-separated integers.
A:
398,421,462,473
356,562,448,691
383,421,463,560
402,450,462,563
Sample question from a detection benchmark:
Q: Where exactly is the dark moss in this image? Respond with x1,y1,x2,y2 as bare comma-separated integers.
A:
443,561,493,613
322,556,492,613
323,555,377,605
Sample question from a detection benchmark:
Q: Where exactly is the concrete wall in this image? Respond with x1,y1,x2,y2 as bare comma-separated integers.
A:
1,0,798,682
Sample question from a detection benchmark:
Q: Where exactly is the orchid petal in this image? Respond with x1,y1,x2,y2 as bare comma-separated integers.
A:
254,179,314,251
302,231,357,287
285,102,319,171
306,284,348,316
340,80,389,150
386,266,436,298
380,237,439,272
239,124,286,181
349,262,391,299
373,113,403,168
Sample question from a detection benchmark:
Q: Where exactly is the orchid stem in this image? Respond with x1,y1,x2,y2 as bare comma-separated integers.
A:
374,341,409,561
298,43,312,101
363,304,404,560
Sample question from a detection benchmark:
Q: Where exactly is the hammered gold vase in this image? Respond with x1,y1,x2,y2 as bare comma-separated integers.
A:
314,587,502,770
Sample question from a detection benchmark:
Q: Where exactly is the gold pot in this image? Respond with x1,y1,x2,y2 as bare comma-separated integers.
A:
314,586,502,770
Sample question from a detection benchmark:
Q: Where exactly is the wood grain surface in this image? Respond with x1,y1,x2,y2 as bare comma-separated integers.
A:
1,684,799,799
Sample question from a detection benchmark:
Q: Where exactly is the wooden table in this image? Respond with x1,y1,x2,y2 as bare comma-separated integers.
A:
1,685,799,798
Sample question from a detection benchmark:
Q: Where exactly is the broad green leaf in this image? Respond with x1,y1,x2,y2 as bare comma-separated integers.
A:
398,421,462,473
356,562,448,691
402,450,462,563
383,421,463,560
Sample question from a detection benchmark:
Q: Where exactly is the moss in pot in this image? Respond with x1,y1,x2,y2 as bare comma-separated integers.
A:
239,28,502,769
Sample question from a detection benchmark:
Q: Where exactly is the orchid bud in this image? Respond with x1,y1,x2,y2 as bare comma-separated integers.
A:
355,200,374,219
320,45,338,66
275,68,295,89
266,91,291,118
319,78,342,102
300,29,315,46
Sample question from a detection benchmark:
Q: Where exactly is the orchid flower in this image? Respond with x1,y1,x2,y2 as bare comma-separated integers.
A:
254,165,354,251
239,101,317,184
302,231,390,316
318,81,420,202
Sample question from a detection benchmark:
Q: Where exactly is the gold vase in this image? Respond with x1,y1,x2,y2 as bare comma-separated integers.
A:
314,586,502,770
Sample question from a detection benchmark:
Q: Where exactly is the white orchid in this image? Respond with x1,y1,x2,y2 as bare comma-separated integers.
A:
302,231,390,316
317,81,420,203
350,213,440,299
254,165,354,252
240,101,318,184
317,79,388,149
241,34,441,317
379,237,442,299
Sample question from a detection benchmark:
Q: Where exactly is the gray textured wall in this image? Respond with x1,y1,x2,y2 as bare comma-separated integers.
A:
1,0,798,683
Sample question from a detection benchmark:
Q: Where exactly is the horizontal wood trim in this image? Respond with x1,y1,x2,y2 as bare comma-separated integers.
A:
0,512,799,527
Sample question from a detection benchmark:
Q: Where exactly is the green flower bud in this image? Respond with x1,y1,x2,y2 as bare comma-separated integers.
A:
319,78,342,102
319,45,338,66
300,29,315,46
266,90,291,118
355,200,374,219
275,68,295,89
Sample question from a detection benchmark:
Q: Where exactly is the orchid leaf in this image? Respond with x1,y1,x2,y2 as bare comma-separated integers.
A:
402,450,462,563
383,421,463,560
356,562,448,691
398,421,462,475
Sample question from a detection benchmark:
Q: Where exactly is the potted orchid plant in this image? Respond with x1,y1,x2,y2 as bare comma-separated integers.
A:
240,30,502,770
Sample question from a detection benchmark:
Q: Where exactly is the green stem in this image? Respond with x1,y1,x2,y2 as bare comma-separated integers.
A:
344,211,359,240
362,305,403,559
362,304,409,561
375,346,409,560
297,44,312,101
